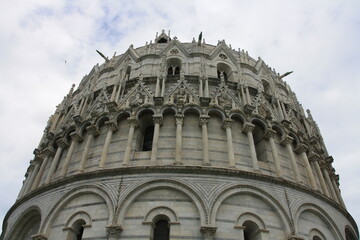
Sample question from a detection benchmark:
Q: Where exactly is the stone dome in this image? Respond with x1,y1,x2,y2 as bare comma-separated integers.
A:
1,31,358,240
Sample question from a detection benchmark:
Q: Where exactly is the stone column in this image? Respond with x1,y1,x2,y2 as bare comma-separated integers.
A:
106,225,122,240
245,86,251,104
276,100,285,120
280,135,300,183
242,122,259,170
223,118,235,167
32,148,54,190
309,153,330,197
155,77,161,97
321,161,338,201
150,115,163,165
110,85,117,101
61,132,83,177
175,114,184,165
264,129,282,178
80,95,89,115
24,160,39,194
204,78,209,97
45,138,68,184
99,121,118,168
78,125,99,172
123,117,137,166
161,78,166,97
200,226,217,240
200,115,210,165
331,174,346,207
295,144,317,190
199,78,203,97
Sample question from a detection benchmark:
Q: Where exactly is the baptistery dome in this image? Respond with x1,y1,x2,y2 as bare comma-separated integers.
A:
1,30,358,240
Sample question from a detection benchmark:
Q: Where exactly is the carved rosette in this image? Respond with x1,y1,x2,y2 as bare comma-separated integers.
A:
242,122,255,134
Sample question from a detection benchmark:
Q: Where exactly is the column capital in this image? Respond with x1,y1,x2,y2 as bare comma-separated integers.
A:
264,129,276,139
69,131,84,142
127,116,138,127
106,225,123,238
86,125,100,137
200,225,217,240
199,115,210,126
223,118,234,129
308,152,321,163
326,156,334,164
42,147,55,157
294,143,308,154
175,114,184,125
105,120,118,132
56,138,69,149
153,114,163,125
280,135,294,146
241,122,255,133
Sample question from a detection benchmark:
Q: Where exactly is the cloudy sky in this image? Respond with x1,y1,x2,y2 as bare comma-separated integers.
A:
1,0,359,234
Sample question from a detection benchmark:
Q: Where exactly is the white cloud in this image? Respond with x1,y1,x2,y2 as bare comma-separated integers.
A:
1,0,359,234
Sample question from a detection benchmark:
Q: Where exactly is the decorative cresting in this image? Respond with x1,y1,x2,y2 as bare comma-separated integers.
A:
3,31,357,240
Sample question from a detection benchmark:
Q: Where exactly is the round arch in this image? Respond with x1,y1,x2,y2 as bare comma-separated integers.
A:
116,178,207,226
294,203,342,239
95,115,110,128
210,184,292,233
207,109,226,122
40,185,114,234
7,206,42,240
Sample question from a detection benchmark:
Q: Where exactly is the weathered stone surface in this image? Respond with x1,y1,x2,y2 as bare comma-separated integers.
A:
1,31,357,240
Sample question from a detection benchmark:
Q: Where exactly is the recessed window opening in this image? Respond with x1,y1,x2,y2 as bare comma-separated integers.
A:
153,219,170,240
142,125,154,151
252,122,267,162
243,220,259,240
217,70,228,81
157,38,167,43
313,236,322,240
67,219,86,240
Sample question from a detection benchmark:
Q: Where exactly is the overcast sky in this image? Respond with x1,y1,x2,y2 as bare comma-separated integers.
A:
1,0,359,235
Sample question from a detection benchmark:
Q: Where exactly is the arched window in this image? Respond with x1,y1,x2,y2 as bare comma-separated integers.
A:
217,70,228,81
252,121,268,162
174,66,180,75
67,219,86,240
142,125,154,151
217,63,232,81
313,236,322,240
167,66,173,76
125,66,131,81
345,228,357,240
153,219,170,240
243,220,260,240
166,58,182,76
